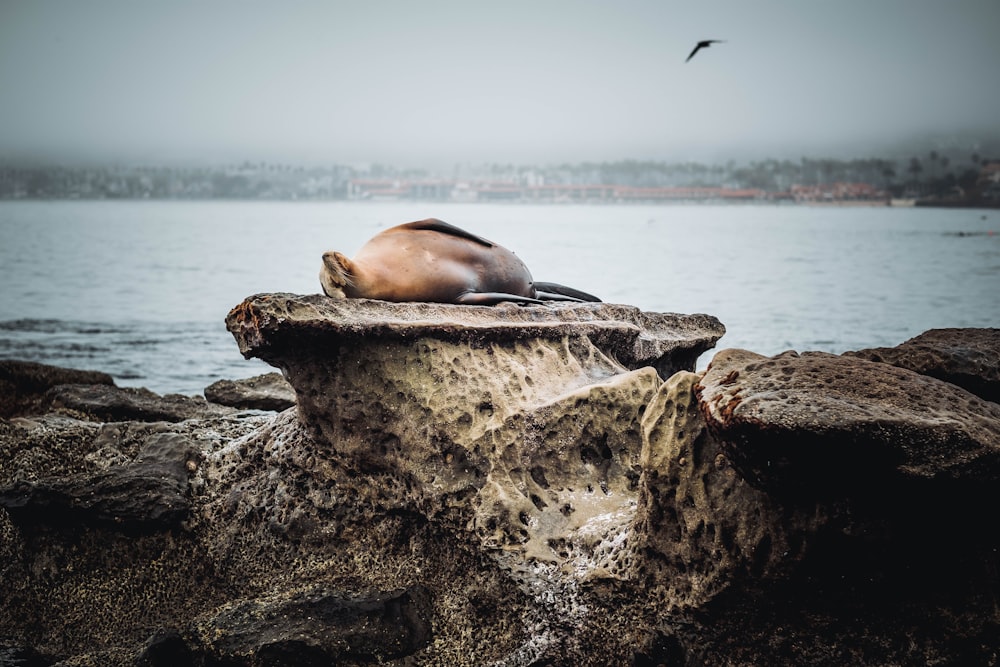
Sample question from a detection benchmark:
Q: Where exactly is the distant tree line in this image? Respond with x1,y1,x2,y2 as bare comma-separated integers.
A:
0,163,353,200
521,153,989,197
0,153,992,200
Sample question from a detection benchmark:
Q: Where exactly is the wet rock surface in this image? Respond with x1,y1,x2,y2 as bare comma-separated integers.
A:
1,299,999,666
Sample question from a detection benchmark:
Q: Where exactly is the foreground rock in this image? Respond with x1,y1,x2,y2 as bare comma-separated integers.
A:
682,348,1000,663
846,327,1000,403
2,297,999,665
698,348,1000,494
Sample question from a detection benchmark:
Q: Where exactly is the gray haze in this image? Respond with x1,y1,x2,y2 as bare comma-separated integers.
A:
1,0,999,166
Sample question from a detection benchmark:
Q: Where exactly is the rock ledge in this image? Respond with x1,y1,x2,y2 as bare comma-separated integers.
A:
226,293,725,379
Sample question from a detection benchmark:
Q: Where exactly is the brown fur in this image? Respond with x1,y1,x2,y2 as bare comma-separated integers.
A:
320,219,599,305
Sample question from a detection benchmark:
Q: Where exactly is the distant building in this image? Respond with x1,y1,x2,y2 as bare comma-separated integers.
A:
978,161,1000,201
345,178,773,203
789,182,887,203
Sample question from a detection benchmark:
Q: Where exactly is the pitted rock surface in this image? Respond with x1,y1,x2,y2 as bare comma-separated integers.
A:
472,367,660,577
697,348,1000,495
846,327,1000,403
634,371,794,610
222,294,719,575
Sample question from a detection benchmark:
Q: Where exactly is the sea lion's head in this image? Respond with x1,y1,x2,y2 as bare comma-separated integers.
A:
319,251,354,298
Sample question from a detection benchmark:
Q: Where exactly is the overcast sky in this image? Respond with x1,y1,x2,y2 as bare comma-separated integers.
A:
1,0,999,166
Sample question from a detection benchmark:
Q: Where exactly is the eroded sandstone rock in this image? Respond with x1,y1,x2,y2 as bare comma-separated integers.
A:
223,295,723,577
696,348,1000,496
473,366,660,579
634,371,793,610
684,347,1000,665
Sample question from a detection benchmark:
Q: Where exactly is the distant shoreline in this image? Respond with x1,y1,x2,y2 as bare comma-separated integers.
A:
4,157,998,207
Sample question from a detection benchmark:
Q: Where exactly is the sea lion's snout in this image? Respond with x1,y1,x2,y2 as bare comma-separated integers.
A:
320,251,352,298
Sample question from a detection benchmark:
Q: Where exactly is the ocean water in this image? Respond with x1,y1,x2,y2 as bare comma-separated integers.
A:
1,200,997,396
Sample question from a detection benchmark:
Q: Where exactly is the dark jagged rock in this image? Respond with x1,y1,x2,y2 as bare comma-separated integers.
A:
46,383,236,423
0,432,197,530
134,629,193,667
192,586,432,663
1,357,257,422
846,327,1000,403
204,372,296,411
0,359,114,418
0,642,51,667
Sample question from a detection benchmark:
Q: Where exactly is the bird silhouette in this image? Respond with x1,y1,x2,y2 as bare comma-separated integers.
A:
685,39,725,63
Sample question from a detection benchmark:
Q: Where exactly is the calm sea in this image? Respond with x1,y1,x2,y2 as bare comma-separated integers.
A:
1,200,997,396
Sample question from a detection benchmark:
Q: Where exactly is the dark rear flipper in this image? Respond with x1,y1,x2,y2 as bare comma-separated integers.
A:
456,292,543,305
533,282,602,303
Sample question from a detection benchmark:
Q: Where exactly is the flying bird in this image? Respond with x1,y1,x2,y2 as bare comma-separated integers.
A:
685,39,725,63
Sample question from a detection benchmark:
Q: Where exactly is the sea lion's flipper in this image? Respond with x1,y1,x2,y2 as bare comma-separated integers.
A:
399,219,495,248
455,292,543,306
533,282,602,303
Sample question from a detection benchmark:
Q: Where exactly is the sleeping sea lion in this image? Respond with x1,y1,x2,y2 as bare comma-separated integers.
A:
320,218,600,305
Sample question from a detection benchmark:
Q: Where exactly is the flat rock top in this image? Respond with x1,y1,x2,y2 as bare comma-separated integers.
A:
226,293,724,371
697,348,1000,491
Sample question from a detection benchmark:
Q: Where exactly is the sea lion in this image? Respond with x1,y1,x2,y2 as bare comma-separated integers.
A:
320,218,600,305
